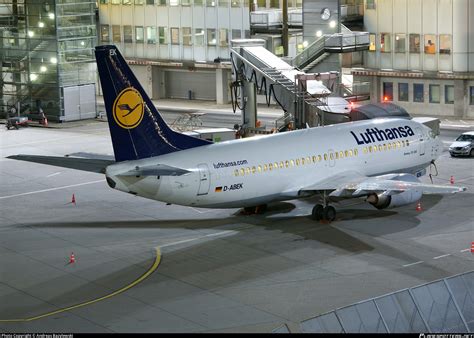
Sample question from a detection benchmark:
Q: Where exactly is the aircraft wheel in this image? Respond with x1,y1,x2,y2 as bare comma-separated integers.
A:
323,206,336,222
311,204,324,221
255,204,267,214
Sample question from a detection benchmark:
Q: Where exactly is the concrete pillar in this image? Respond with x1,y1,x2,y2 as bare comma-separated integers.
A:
216,68,229,104
370,76,381,103
454,79,468,118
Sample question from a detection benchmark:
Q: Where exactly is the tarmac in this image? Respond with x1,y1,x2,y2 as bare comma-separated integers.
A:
0,103,473,332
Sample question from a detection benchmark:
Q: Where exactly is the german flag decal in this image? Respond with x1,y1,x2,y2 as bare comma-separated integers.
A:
215,186,223,193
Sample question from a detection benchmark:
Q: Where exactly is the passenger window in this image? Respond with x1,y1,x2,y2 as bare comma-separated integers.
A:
406,140,410,146
339,151,344,158
383,144,387,151
368,147,373,153
264,164,268,171
378,145,382,151
268,164,273,171
251,166,256,174
330,153,334,160
240,168,245,176
335,152,339,160
295,159,300,166
285,160,289,168
354,149,358,156
349,150,353,157
279,161,284,169
323,154,327,161
246,167,251,174
306,156,311,163
257,165,262,173
290,159,294,166
392,142,397,149
345,150,349,157
312,155,316,163
274,162,278,170
301,157,305,165
364,147,368,154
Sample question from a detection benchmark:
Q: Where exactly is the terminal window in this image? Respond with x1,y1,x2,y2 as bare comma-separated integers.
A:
429,85,440,104
146,0,155,3
413,84,424,103
232,29,242,40
366,0,375,9
395,34,406,53
112,25,121,43
445,85,454,104
147,27,156,44
136,26,144,43
380,33,391,52
158,0,167,5
219,29,229,47
398,83,408,101
439,35,451,55
182,0,191,5
195,29,205,46
383,82,393,101
231,0,241,7
111,0,120,3
100,25,109,42
170,28,179,45
207,29,217,45
159,27,168,44
369,34,376,51
409,34,420,53
124,26,133,43
220,0,229,7
135,0,144,4
424,35,436,54
182,27,192,46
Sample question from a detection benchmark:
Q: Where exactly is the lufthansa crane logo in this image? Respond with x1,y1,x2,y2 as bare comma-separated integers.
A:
113,87,144,129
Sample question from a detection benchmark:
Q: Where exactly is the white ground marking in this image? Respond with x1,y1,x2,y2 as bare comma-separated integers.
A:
433,254,451,260
460,248,471,253
159,230,236,248
402,261,424,267
0,179,104,200
46,172,62,178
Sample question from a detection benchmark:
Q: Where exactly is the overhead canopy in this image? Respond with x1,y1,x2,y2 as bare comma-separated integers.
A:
350,103,411,121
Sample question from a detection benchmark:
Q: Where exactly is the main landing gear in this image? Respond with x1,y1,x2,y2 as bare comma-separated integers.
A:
311,204,336,222
242,204,267,215
311,192,336,222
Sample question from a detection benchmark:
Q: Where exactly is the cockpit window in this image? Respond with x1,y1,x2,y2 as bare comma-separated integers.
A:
456,134,473,141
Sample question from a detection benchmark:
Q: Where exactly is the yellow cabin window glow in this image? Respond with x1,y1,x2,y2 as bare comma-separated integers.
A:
312,156,317,163
251,166,256,174
246,167,250,174
354,149,358,156
324,154,327,161
301,158,305,165
240,168,245,175
363,147,368,154
345,150,349,157
378,145,382,151
392,142,397,149
306,156,310,163
330,153,334,160
274,162,278,170
264,164,268,171
383,144,387,151
368,147,373,153
257,165,262,173
349,150,353,157
279,161,284,169
388,143,392,150
317,155,321,162
335,152,339,159
268,164,273,171
339,151,344,158
290,159,294,166
295,159,300,166
234,169,239,176
285,160,289,168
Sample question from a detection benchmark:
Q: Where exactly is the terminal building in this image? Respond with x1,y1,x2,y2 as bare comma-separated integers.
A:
352,0,474,119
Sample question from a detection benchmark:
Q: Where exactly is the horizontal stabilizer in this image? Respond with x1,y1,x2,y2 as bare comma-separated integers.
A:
118,164,190,177
7,155,114,174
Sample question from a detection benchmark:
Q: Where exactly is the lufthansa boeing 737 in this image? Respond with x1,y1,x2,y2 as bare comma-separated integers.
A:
8,45,467,222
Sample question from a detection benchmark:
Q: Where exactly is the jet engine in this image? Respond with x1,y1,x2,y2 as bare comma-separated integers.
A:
366,174,423,209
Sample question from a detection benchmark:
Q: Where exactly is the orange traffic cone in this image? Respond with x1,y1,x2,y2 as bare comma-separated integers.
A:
69,252,76,264
450,176,455,184
71,194,76,205
43,116,48,127
416,202,422,211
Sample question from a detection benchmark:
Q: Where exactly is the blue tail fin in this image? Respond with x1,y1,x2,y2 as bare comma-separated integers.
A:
95,45,211,162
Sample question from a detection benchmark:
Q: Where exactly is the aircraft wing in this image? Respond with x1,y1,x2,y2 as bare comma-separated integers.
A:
117,164,190,177
7,155,114,174
296,171,466,197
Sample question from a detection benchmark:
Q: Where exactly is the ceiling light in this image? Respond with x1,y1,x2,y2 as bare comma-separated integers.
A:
329,20,336,28
30,73,38,81
50,57,58,64
27,31,34,38
316,30,323,37
38,22,45,28
40,66,47,72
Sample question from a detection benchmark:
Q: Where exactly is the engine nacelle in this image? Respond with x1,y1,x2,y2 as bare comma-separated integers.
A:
366,174,423,209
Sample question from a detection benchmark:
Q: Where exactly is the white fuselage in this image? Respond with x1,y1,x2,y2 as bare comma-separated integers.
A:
105,119,442,208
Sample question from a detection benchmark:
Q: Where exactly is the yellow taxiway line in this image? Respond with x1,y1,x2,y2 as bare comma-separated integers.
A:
0,248,161,323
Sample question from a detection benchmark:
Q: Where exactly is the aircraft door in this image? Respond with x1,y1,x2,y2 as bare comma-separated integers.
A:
415,127,425,156
197,163,210,195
